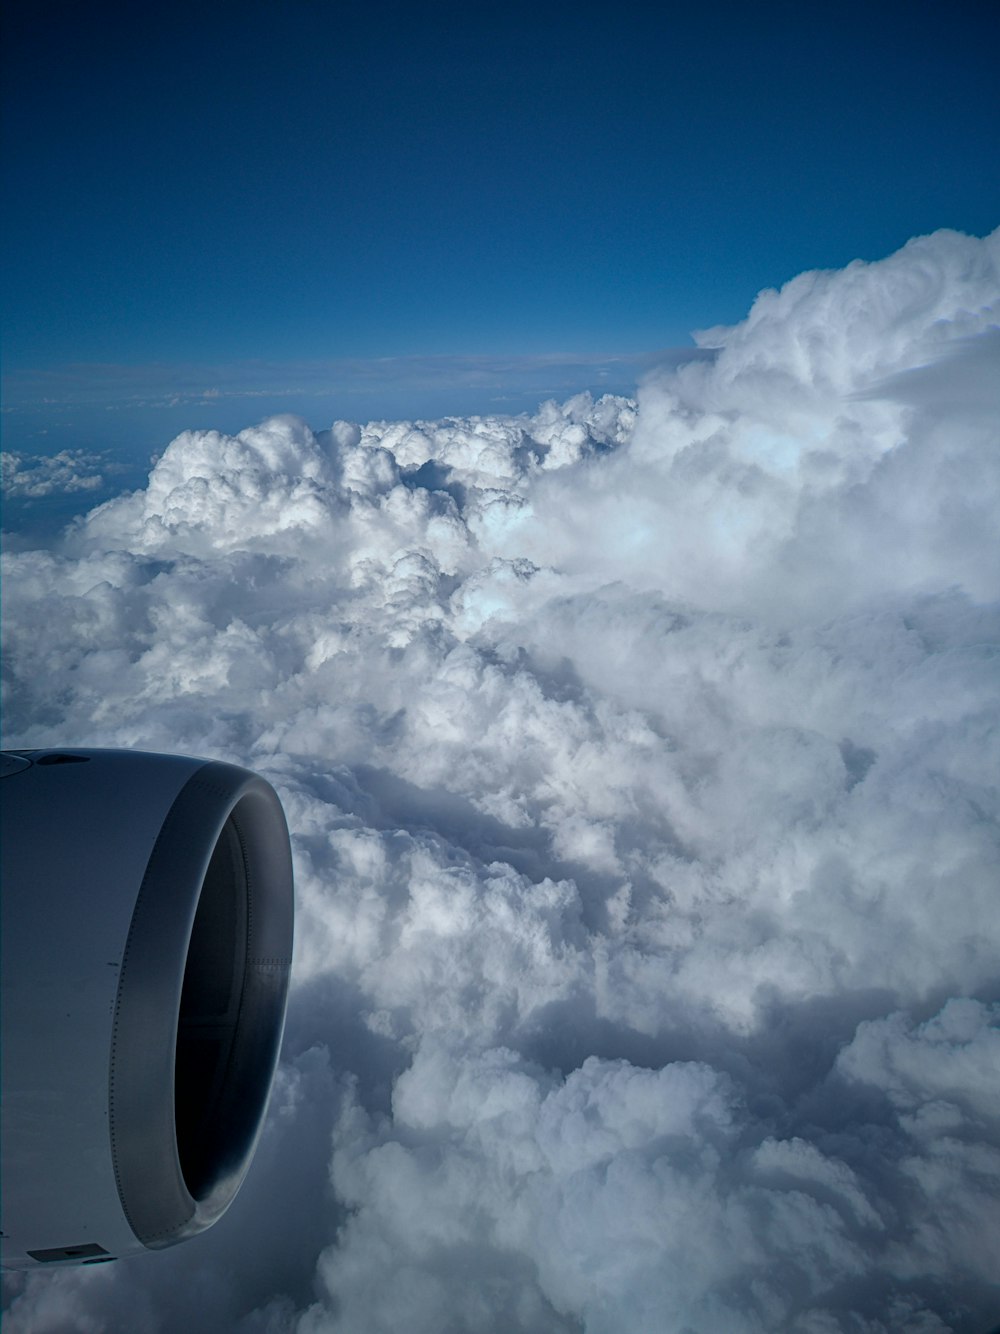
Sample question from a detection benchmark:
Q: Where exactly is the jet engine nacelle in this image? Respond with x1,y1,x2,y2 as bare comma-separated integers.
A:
0,749,294,1268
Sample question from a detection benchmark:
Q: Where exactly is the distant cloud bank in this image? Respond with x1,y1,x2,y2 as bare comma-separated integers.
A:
2,228,998,1333
4,349,665,410
1,448,107,500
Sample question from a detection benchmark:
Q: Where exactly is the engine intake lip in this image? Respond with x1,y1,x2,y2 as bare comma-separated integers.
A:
109,761,293,1248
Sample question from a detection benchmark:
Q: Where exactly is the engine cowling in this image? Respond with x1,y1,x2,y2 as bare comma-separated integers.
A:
0,749,294,1268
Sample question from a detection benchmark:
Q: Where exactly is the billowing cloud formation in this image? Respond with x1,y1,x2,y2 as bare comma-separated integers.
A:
2,228,999,1333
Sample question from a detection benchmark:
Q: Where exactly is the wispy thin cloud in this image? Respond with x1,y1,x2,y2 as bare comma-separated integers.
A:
2,349,711,416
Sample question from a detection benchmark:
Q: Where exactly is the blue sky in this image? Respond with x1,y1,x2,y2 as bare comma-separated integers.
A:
3,0,998,450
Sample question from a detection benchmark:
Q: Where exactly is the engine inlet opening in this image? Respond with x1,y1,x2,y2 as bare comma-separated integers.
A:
108,763,292,1247
172,786,292,1210
174,813,248,1201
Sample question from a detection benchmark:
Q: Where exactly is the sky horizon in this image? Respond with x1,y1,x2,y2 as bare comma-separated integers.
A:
3,2,999,453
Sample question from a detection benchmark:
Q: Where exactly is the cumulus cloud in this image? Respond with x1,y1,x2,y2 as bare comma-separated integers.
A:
2,228,998,1334
1,448,107,499
499,229,1000,622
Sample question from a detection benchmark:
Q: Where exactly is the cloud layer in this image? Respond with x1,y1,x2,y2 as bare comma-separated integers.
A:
2,228,999,1334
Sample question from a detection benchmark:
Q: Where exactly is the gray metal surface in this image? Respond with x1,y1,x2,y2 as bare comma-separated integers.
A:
0,749,293,1268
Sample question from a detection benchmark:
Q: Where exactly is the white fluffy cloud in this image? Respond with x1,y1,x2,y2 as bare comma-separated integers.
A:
2,228,998,1334
1,448,107,499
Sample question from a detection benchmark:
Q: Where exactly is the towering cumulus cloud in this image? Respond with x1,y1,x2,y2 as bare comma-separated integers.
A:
3,229,999,1333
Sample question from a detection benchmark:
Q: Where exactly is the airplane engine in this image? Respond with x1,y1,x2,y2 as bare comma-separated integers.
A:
0,749,294,1268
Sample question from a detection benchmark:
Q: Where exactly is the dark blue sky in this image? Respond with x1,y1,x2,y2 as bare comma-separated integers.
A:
2,0,998,441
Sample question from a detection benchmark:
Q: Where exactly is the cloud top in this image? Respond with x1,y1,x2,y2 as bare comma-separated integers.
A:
504,230,1000,621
